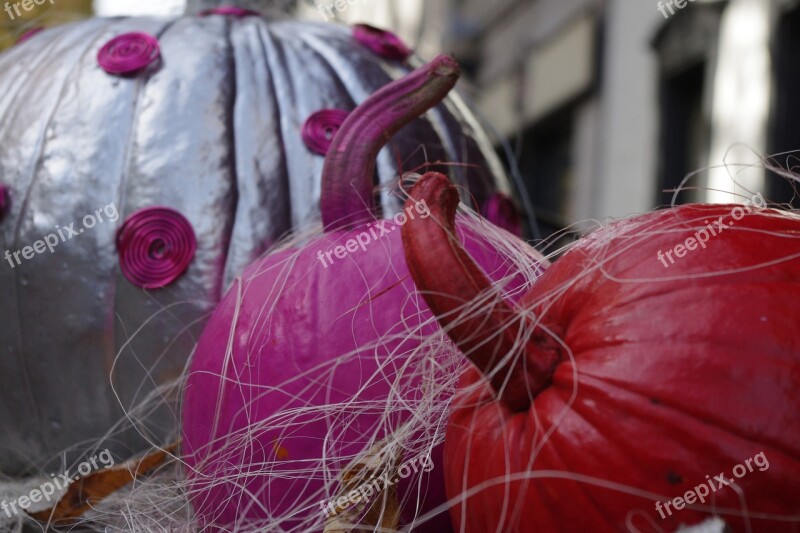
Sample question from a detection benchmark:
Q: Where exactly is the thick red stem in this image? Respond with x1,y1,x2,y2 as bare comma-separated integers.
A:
321,55,460,231
401,173,559,412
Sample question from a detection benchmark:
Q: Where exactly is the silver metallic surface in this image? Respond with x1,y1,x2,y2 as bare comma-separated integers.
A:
0,15,512,475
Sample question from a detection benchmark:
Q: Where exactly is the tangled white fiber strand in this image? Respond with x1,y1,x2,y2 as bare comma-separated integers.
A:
177,180,544,532
0,174,543,533
5,152,800,533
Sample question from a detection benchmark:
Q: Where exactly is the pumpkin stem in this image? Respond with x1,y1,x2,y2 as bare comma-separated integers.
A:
321,55,460,231
401,173,559,412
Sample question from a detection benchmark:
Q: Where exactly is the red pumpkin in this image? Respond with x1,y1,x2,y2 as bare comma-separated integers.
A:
402,175,800,532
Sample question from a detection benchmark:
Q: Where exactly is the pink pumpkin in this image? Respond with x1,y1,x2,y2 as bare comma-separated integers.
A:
182,56,547,531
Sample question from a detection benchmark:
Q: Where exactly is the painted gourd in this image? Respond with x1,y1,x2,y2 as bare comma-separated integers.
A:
182,56,546,531
402,177,800,532
0,9,516,475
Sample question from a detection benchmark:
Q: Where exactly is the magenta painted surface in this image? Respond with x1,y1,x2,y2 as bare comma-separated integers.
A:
483,193,523,237
97,32,160,75
0,185,9,220
16,27,44,45
302,109,350,155
182,217,541,530
320,56,459,231
115,207,196,289
353,24,412,61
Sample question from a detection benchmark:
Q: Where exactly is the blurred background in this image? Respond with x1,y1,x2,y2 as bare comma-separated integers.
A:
2,0,796,244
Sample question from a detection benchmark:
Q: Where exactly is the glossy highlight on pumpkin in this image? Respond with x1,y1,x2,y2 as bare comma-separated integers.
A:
115,207,196,289
302,109,350,155
97,32,160,75
353,23,412,61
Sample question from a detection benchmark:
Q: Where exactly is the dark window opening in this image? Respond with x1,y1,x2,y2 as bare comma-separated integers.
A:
657,61,708,207
768,6,800,206
517,106,574,247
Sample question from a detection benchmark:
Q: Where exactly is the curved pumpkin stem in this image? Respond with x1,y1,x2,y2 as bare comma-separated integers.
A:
321,55,460,231
402,173,559,412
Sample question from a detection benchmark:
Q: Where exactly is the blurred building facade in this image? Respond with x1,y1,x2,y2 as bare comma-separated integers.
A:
303,0,798,241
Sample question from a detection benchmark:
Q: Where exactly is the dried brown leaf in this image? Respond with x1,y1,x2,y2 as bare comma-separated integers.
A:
28,442,178,525
324,440,402,532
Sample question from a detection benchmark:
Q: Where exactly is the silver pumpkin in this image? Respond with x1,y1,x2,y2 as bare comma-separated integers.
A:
0,12,512,475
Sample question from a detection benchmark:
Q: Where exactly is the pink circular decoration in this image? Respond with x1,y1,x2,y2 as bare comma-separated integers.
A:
200,6,260,17
482,192,522,236
97,32,160,75
116,207,197,289
353,24,412,61
0,185,9,220
17,27,44,44
302,109,350,155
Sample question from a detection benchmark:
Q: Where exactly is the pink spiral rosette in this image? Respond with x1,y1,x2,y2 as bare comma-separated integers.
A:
0,185,9,220
17,27,44,45
482,192,522,236
302,109,350,155
353,24,412,61
97,32,160,75
116,207,197,289
200,6,260,17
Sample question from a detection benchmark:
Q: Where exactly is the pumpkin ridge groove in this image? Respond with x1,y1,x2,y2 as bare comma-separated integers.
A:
292,23,377,105
216,16,240,301
8,20,117,449
113,17,177,215
513,390,657,529
8,19,116,251
295,28,357,110
505,391,618,529
296,26,395,217
255,23,294,230
0,25,68,136
107,17,179,405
